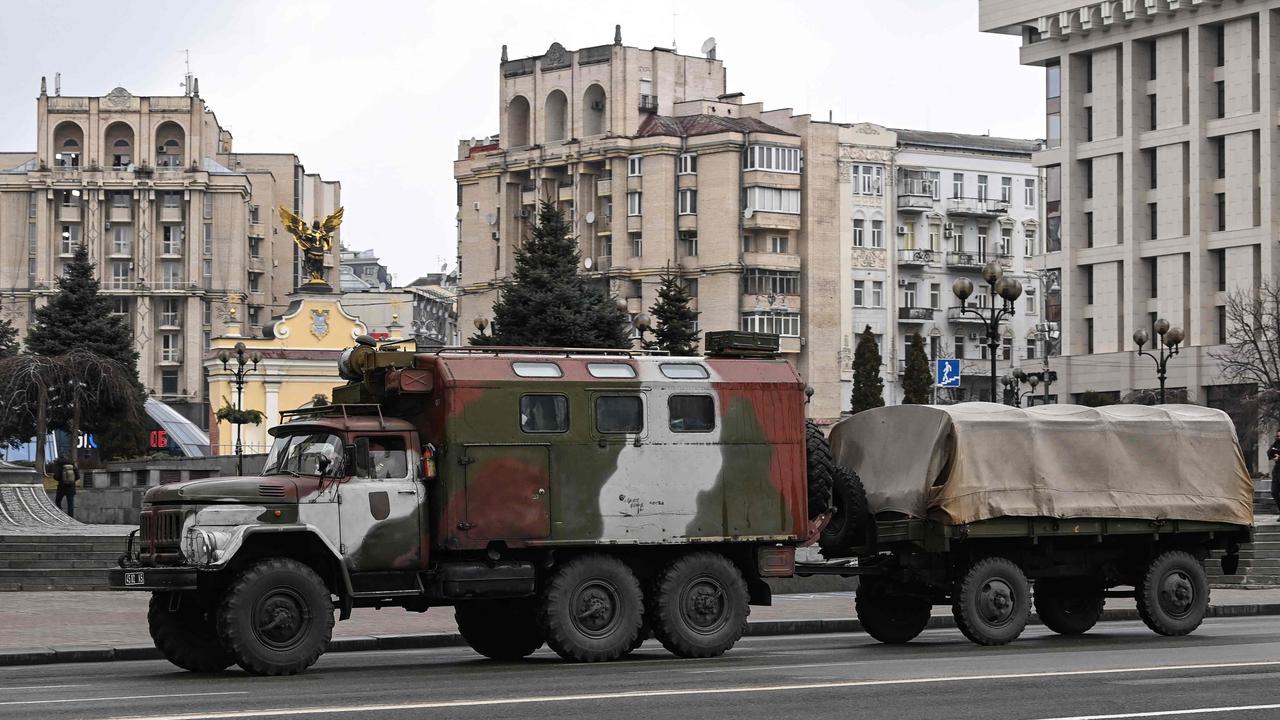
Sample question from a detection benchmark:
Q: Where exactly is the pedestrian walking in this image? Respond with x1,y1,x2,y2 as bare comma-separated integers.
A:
1268,431,1280,522
54,458,76,519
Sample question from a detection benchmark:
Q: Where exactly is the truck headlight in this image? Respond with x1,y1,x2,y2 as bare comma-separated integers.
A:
182,528,218,567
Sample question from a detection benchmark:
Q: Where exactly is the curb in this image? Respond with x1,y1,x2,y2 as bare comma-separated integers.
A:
3,602,1278,668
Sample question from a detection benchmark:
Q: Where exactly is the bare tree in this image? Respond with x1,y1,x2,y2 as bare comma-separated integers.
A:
1210,278,1280,426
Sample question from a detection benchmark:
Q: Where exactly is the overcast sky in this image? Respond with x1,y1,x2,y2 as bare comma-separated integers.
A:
0,0,1041,283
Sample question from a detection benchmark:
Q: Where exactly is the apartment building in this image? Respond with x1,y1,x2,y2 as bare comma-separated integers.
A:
980,0,1278,462
0,80,340,427
455,31,850,420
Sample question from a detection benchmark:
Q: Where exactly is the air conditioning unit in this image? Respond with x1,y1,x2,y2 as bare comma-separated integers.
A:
943,223,954,231
591,101,605,111
157,147,167,154
895,225,907,235
968,331,980,340
518,209,531,219
897,278,911,287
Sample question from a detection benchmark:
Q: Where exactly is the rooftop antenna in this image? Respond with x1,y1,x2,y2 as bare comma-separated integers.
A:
700,37,716,60
672,11,677,52
54,72,61,97
180,50,193,96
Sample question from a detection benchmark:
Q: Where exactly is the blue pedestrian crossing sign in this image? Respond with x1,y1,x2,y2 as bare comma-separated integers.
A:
936,359,961,388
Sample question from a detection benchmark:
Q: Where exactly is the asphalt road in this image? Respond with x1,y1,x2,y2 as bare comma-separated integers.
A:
2,616,1278,720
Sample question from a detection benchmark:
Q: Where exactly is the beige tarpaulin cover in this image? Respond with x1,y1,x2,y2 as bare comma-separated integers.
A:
828,403,1253,527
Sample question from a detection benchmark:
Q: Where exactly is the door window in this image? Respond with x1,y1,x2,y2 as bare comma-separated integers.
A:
360,436,408,479
595,395,643,433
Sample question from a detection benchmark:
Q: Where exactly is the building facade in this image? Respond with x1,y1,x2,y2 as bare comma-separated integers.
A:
980,0,1279,463
0,80,340,427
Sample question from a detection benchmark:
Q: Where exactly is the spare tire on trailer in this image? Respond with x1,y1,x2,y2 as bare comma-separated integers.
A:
805,421,834,520
819,465,871,558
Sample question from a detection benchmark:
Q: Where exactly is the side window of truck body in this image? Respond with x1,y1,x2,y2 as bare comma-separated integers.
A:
595,395,644,434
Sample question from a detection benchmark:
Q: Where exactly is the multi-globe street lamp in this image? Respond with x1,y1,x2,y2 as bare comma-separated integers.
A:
1133,318,1185,404
219,341,261,475
952,261,1023,403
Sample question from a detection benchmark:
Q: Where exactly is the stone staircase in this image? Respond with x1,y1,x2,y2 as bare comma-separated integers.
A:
0,535,129,590
1205,481,1279,587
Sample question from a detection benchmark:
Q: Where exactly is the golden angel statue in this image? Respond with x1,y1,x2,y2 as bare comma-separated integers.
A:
278,206,344,290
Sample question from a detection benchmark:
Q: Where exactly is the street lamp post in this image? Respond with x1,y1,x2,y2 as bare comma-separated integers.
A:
952,261,1023,403
1133,318,1184,404
219,341,261,475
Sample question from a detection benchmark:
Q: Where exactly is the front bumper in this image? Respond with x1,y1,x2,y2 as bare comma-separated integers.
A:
107,566,198,591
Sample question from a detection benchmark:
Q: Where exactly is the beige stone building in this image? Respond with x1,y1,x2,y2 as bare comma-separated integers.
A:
455,31,854,420
0,79,341,427
980,0,1279,465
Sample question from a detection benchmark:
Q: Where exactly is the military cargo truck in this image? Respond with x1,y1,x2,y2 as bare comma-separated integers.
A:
109,333,835,675
818,403,1255,646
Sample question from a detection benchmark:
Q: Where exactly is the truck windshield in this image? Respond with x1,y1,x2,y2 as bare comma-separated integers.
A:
261,433,343,477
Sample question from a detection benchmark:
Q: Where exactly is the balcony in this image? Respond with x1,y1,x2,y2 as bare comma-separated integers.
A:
595,177,611,196
946,251,1012,271
593,256,612,271
742,251,801,271
946,197,1009,217
638,94,658,113
159,205,183,223
896,193,934,212
742,211,801,231
108,206,132,223
946,306,991,324
58,205,81,222
898,307,936,322
895,248,939,267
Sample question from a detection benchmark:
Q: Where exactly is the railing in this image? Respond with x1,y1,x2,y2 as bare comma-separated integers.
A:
898,307,936,321
946,251,1012,270
896,193,934,211
638,94,658,112
896,248,938,265
946,307,989,324
946,197,1010,215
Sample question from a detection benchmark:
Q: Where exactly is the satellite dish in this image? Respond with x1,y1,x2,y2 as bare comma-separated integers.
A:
583,257,593,269
484,213,496,226
742,208,753,220
585,211,596,224
700,37,717,57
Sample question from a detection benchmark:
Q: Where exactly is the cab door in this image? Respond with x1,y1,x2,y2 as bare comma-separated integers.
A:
337,434,422,574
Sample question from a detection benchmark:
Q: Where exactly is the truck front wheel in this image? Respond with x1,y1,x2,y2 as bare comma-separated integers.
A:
650,552,750,658
1136,550,1209,636
539,554,643,662
456,599,544,660
216,558,335,676
953,557,1031,646
855,577,931,644
1034,580,1105,635
148,591,235,672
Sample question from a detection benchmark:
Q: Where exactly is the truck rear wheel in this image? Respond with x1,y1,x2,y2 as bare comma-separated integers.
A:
148,591,235,672
819,465,871,558
539,554,643,662
805,421,835,520
650,552,750,658
216,558,334,676
1034,580,1105,635
456,598,543,660
1136,550,1209,637
953,557,1031,646
855,577,931,644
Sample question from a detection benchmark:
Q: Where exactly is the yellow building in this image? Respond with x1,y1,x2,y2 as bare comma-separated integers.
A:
205,294,370,455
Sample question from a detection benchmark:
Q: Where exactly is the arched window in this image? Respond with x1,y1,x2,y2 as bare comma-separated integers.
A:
154,121,186,168
52,121,84,167
544,90,568,143
506,95,530,147
582,84,606,136
105,121,134,169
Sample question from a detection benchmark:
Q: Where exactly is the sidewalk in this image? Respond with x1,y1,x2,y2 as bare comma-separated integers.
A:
4,587,1279,666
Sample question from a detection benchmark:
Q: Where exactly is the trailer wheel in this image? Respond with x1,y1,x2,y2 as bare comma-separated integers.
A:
818,465,871,558
148,591,235,672
651,552,750,658
216,558,334,676
539,554,643,662
456,598,544,660
805,421,835,520
953,557,1031,646
855,577,931,644
1136,550,1209,637
1034,580,1105,635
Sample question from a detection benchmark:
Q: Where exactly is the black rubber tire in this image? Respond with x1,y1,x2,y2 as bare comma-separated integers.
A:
148,591,235,672
456,598,544,660
216,558,334,676
650,552,750,658
1136,550,1209,637
1034,580,1105,636
854,577,931,644
819,465,871,558
539,554,643,662
624,619,651,654
952,557,1031,646
805,421,835,520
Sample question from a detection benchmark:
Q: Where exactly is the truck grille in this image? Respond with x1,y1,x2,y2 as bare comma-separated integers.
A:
139,508,185,564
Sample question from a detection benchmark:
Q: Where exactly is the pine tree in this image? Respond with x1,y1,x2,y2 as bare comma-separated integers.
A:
644,271,700,355
481,201,630,349
27,244,138,372
849,325,885,415
0,317,18,358
901,332,932,404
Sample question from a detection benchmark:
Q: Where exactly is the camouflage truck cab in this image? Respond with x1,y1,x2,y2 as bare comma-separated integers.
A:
111,333,834,674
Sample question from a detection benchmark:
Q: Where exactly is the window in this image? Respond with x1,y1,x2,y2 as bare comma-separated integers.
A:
359,436,409,479
162,192,181,208
1026,294,1037,313
977,175,989,201
679,231,698,257
1215,192,1226,232
669,395,715,433
1214,249,1226,291
1024,179,1035,207
159,298,181,327
249,205,261,224
870,220,884,248
1149,257,1159,299
741,235,753,253
903,223,916,249
1084,106,1093,141
853,165,884,196
596,395,643,433
202,259,213,287
1002,337,1013,361
1148,93,1157,129
202,194,213,219
903,284,917,308
743,145,801,173
1047,113,1061,148
627,191,642,216
853,280,865,306
513,361,562,378
1084,265,1094,304
1213,137,1225,179
952,173,964,198
1024,227,1036,257
660,363,709,379
1086,318,1094,354
1217,305,1227,345
1027,339,1038,360
1084,212,1094,247
870,281,884,307
999,226,1012,255
743,269,800,295
955,335,966,359
248,274,261,292
744,187,801,214
769,235,789,253
852,219,865,247
1046,216,1061,253
930,283,941,309
60,190,79,207
588,363,636,379
977,226,988,256
28,192,38,218
1046,63,1061,99
739,311,800,337
160,369,179,396
928,222,940,250
249,237,261,258
1148,202,1158,240
111,192,130,208
201,223,212,255
27,223,36,254
627,156,643,176
160,332,181,363
520,395,569,433
59,225,79,254
1215,81,1225,119
161,225,183,256
110,261,130,289
1000,177,1012,203
161,262,183,289
678,153,697,175
629,232,642,257
678,189,697,215
600,234,613,260
112,297,130,322
112,226,131,255
203,301,212,326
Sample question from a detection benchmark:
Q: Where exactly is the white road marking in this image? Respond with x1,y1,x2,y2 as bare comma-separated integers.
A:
1029,704,1280,719
1,691,247,707
99,660,1280,720
0,684,90,691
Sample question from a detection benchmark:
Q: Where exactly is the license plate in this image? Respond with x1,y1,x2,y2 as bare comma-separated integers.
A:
124,571,145,586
